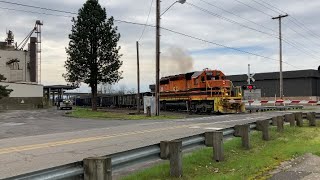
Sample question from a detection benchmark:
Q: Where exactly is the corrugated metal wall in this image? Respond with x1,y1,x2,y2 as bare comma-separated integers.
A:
227,70,320,97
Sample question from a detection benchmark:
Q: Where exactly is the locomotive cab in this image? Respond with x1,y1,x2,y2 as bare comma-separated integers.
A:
190,70,231,97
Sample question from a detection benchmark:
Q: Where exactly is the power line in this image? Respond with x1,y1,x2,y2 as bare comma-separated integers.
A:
282,34,320,58
250,0,279,14
284,22,320,48
219,0,320,60
232,0,273,18
255,0,285,14
0,0,77,15
288,17,320,40
160,26,302,69
235,0,320,46
198,0,320,61
198,0,275,34
0,2,303,69
138,0,154,42
3,0,319,61
186,2,277,37
0,6,73,18
162,27,275,60
250,0,320,46
114,20,277,62
4,0,319,57
257,0,320,39
187,2,320,62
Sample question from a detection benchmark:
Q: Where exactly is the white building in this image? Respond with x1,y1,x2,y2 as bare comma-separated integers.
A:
0,30,44,110
0,30,37,83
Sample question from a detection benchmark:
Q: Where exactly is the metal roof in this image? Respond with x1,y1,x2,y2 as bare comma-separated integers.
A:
44,85,77,90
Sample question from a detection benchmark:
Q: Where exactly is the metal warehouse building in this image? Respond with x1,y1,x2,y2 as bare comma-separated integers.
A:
226,69,320,99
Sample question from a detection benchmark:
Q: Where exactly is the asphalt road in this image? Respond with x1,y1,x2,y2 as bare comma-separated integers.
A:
0,108,155,139
0,109,318,178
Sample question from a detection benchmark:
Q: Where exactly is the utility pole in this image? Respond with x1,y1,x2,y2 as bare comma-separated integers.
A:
247,64,251,85
272,14,288,99
136,41,140,114
155,0,160,116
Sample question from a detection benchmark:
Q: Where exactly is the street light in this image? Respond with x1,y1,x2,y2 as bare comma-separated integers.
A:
161,0,186,17
155,0,186,116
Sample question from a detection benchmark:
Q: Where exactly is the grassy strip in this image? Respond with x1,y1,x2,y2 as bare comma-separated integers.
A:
122,122,320,180
67,108,184,120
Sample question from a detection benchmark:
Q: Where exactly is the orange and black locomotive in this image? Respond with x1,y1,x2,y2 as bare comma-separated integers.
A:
159,69,245,113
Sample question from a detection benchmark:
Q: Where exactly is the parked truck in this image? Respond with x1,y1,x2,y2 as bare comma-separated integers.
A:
57,99,73,110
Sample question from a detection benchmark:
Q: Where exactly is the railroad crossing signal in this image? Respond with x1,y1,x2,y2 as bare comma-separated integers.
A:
247,74,255,84
242,84,257,92
247,64,255,85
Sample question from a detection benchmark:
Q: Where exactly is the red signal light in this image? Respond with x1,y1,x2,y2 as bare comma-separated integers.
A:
242,85,256,90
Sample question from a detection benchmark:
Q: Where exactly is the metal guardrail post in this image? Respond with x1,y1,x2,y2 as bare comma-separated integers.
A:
169,140,182,177
306,112,316,126
83,157,112,180
233,124,250,150
294,112,303,127
285,114,295,127
212,131,224,162
256,120,270,141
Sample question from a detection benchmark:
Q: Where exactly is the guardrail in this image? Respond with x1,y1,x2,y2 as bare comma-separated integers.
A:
5,112,319,180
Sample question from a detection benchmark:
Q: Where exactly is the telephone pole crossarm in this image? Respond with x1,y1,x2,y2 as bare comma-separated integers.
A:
272,14,288,20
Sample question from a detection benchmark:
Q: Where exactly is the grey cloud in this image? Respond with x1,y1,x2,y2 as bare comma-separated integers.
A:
0,0,319,91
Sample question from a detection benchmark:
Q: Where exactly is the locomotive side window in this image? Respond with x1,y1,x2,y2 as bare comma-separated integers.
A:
201,76,205,82
194,79,198,85
206,72,213,80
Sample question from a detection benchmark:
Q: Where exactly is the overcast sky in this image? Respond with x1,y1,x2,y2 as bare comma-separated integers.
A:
0,0,319,92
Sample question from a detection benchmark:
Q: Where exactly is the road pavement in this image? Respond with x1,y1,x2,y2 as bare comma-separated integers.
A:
0,109,294,178
0,109,318,178
0,108,154,139
270,153,320,180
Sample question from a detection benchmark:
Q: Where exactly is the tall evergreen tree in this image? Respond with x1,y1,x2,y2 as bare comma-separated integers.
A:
64,0,122,111
0,74,12,99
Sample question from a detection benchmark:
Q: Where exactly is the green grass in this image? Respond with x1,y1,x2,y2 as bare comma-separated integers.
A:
122,122,320,180
67,108,184,120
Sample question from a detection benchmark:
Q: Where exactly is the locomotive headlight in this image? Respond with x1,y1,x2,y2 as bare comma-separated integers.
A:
225,93,228,96
239,93,242,96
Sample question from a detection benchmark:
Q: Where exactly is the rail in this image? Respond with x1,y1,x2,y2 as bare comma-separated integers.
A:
5,112,320,180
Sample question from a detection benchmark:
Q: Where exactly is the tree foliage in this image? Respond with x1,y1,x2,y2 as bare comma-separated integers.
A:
63,0,122,110
0,74,12,99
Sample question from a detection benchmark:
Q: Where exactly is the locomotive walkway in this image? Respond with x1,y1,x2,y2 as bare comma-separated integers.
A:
0,109,319,178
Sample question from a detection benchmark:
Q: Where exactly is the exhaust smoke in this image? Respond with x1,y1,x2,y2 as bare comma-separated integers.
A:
161,47,194,76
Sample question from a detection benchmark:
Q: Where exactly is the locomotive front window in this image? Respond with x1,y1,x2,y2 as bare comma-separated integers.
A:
201,76,205,82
